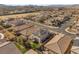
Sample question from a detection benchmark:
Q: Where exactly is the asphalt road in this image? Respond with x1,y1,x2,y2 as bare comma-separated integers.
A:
27,19,76,39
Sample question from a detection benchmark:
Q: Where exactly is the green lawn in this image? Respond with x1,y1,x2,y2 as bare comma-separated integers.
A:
29,41,41,49
15,43,27,54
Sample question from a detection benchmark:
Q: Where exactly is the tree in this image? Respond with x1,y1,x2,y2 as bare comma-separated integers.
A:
16,35,24,45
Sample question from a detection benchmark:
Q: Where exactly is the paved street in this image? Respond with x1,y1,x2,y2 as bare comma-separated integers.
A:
27,19,76,39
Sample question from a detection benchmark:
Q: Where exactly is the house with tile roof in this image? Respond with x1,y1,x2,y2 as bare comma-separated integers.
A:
25,49,38,54
44,33,73,54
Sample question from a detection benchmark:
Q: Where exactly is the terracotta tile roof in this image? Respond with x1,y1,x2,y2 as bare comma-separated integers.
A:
25,49,37,54
44,33,72,53
71,46,79,54
14,23,33,32
20,25,39,36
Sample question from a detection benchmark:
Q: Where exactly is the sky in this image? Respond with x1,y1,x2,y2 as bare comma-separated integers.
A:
0,0,79,5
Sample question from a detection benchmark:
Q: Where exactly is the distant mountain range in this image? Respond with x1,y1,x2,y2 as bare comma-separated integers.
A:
0,4,16,9
0,4,79,15
0,4,79,8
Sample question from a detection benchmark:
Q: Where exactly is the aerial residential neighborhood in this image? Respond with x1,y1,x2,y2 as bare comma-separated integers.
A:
0,4,79,54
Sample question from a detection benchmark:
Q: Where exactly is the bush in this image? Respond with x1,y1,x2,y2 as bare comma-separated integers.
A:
2,24,12,28
15,43,27,54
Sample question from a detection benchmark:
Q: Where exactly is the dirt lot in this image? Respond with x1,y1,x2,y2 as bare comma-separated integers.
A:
0,12,40,20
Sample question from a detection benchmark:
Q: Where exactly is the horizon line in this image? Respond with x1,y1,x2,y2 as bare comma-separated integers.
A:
1,3,79,6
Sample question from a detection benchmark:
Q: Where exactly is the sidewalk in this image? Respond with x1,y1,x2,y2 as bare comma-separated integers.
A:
0,41,10,48
65,27,76,34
